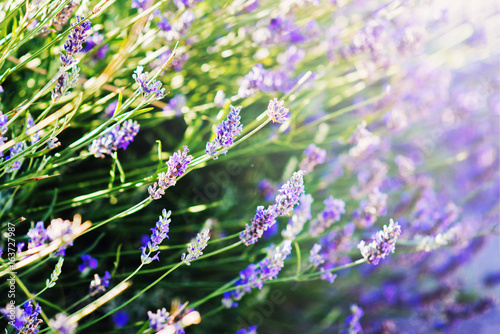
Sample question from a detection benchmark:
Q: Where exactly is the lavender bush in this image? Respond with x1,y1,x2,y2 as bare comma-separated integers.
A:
0,0,498,333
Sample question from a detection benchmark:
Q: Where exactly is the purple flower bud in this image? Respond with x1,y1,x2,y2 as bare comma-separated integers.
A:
358,219,402,265
267,98,289,124
206,105,243,159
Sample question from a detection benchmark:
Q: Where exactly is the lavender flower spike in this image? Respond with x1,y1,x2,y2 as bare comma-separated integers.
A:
89,271,111,295
206,105,243,159
299,144,327,173
240,205,278,246
133,66,165,99
358,219,402,265
275,170,305,216
141,209,171,264
181,228,210,265
148,146,193,199
49,313,77,334
342,304,364,334
267,98,289,123
89,120,140,158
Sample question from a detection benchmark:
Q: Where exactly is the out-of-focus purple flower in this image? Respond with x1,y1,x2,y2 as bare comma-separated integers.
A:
1,301,42,333
112,310,129,328
141,209,171,264
259,240,292,281
133,66,165,99
49,313,77,334
299,144,326,174
352,187,387,228
483,271,500,287
157,15,171,31
206,105,243,159
274,171,305,215
163,94,186,117
309,195,346,236
0,111,8,135
358,219,402,265
26,114,40,145
174,0,203,10
236,325,258,334
84,31,109,60
348,121,380,158
258,179,279,202
309,243,324,266
47,137,61,149
181,228,210,265
148,146,192,199
282,193,313,240
238,63,267,98
267,98,289,124
78,254,98,272
131,0,150,11
342,304,364,334
27,221,49,249
89,120,140,158
240,205,278,246
104,100,118,118
5,141,26,172
278,45,305,71
320,270,337,284
89,271,111,295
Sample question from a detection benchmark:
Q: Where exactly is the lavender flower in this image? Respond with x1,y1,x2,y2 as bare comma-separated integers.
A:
267,98,289,123
236,326,258,334
131,0,150,11
47,137,61,149
89,120,140,158
49,313,77,334
163,94,186,117
352,187,387,228
181,228,210,265
112,310,129,328
309,243,324,266
141,209,171,264
5,141,26,172
282,193,313,240
104,101,118,118
299,144,326,173
1,301,42,333
148,308,169,331
258,179,279,201
206,105,243,158
214,90,226,108
275,171,305,215
309,196,346,236
46,218,75,255
27,221,49,249
228,264,263,304
84,31,109,60
133,66,165,99
347,121,380,157
358,219,402,265
342,304,364,334
89,271,111,295
148,146,192,199
0,111,8,134
78,254,98,272
52,16,91,101
240,206,278,246
259,240,292,281
238,64,267,97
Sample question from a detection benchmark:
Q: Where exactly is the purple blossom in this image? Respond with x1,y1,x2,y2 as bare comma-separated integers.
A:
274,170,305,215
233,264,263,301
5,141,26,172
148,308,169,331
358,219,402,265
309,195,347,236
259,241,292,281
84,31,109,60
27,221,49,249
267,98,289,124
163,94,186,116
240,205,278,246
236,326,258,334
89,271,111,295
181,228,210,265
299,144,326,173
78,254,98,272
112,310,129,328
104,100,118,118
49,313,77,334
352,187,387,228
309,243,325,266
131,0,150,11
342,304,364,334
141,209,171,264
214,90,226,108
89,120,140,158
206,105,243,158
0,111,8,135
26,114,40,145
258,179,279,202
62,17,92,61
1,301,42,333
133,66,165,99
148,146,192,199
282,193,314,240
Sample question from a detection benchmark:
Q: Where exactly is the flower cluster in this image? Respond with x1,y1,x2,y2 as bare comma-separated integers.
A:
358,219,402,265
89,271,111,295
89,120,140,158
352,187,387,228
78,254,98,272
282,193,313,240
236,326,258,334
49,313,77,334
240,171,305,246
267,98,289,124
341,304,364,334
299,144,327,173
52,16,91,101
309,195,346,236
141,209,172,264
206,105,243,158
133,66,165,99
148,146,193,199
0,301,43,334
181,228,211,265
147,304,201,332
